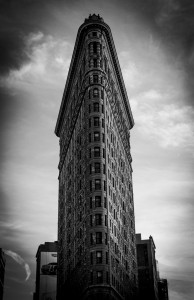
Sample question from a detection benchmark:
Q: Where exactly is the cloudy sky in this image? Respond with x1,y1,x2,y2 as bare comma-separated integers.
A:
0,0,194,299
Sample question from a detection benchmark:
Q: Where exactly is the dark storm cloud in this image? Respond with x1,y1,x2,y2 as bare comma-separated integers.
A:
0,29,30,76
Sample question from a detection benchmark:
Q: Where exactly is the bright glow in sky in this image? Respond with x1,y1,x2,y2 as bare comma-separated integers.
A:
0,1,194,299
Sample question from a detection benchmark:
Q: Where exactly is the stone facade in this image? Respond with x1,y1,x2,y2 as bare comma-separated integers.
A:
55,14,138,300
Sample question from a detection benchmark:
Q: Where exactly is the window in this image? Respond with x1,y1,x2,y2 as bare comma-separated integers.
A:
90,252,93,264
102,118,105,128
95,196,101,207
96,251,102,264
93,88,99,97
93,75,98,83
89,148,91,158
105,233,107,245
103,148,105,158
105,215,107,226
93,59,97,68
94,117,100,126
93,31,97,37
95,179,101,190
89,118,91,127
94,147,100,157
101,90,104,99
96,232,102,244
94,132,100,141
89,133,91,142
90,233,93,245
104,197,107,208
106,252,108,264
90,181,92,191
90,215,93,226
90,197,92,209
93,42,97,54
95,214,102,225
97,271,103,283
103,164,106,174
90,271,93,284
93,102,99,112
94,162,100,173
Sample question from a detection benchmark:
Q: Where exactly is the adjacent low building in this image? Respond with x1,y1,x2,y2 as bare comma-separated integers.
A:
136,234,159,300
158,278,169,300
34,242,58,300
0,249,6,300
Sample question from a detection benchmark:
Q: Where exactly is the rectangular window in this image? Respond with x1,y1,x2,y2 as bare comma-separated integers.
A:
90,180,92,191
93,42,97,54
90,197,92,209
93,88,99,97
97,271,103,283
105,215,107,226
103,164,106,174
89,148,91,158
94,132,100,141
103,148,105,158
95,179,101,190
106,252,108,264
94,147,100,157
96,232,102,244
95,196,101,207
93,59,97,68
96,251,102,264
90,252,93,264
94,162,101,173
90,271,93,284
102,118,105,128
93,102,99,112
94,117,100,126
104,180,106,191
89,133,91,142
104,197,107,208
93,75,98,83
90,215,93,226
105,233,107,245
95,214,102,225
90,233,93,245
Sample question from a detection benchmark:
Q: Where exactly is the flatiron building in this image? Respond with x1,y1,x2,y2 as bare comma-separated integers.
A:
55,14,138,299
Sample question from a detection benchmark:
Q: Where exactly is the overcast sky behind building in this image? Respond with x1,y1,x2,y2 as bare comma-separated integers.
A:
0,0,194,299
